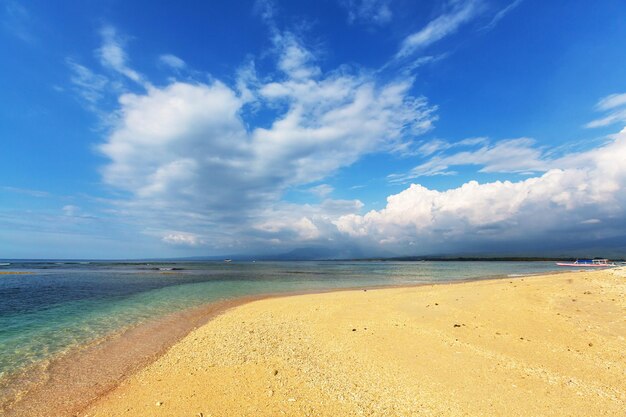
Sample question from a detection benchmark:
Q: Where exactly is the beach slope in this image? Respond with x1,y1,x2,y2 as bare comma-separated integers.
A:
84,270,625,416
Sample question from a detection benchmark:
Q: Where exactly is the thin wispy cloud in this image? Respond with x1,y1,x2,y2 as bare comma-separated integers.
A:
586,92,626,128
595,93,626,111
96,26,148,87
396,0,484,59
66,58,109,107
158,54,186,70
341,0,393,26
1,0,35,43
3,186,50,198
308,184,334,198
481,0,523,31
390,137,547,182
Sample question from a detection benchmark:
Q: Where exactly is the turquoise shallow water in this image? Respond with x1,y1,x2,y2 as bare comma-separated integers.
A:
0,260,564,380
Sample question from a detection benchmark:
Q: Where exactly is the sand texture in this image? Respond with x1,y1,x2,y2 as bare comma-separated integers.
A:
84,270,625,417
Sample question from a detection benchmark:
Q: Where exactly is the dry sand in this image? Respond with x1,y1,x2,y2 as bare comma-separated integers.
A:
84,269,625,417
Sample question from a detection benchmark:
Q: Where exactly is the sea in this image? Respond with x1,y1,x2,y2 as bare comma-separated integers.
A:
0,260,566,412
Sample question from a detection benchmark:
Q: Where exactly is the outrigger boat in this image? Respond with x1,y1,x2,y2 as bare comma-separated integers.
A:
556,259,616,267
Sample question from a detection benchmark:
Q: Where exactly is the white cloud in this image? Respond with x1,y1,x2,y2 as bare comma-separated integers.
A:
256,216,320,240
586,110,626,129
97,26,146,86
62,205,80,216
273,32,321,80
335,127,626,253
342,0,393,26
3,186,50,198
416,138,451,156
390,137,546,182
309,184,334,198
396,0,484,58
162,232,203,246
595,93,626,111
2,0,35,43
482,0,523,31
66,59,109,106
587,93,626,128
61,204,97,220
98,30,436,249
159,54,186,70
84,23,626,256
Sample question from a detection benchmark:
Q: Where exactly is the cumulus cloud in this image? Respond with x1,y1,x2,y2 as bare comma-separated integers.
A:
335,128,626,253
80,21,626,257
341,0,392,26
97,28,436,249
246,198,364,248
256,216,320,240
396,0,484,58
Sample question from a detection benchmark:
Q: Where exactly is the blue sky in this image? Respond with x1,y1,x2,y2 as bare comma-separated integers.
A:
2,0,626,259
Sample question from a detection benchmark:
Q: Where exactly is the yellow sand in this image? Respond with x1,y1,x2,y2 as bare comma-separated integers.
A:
84,270,626,417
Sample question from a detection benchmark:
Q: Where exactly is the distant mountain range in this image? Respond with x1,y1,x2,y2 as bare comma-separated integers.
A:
169,246,625,262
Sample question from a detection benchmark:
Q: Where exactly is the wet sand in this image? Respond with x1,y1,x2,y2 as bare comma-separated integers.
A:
82,269,625,417
0,296,269,417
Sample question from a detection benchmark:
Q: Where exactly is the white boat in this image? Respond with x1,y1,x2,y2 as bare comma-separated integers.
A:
556,259,616,267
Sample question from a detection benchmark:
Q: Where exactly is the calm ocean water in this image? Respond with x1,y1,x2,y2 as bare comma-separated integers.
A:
0,260,564,381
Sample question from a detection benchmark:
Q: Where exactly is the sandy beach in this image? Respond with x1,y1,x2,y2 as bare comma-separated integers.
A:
77,269,625,417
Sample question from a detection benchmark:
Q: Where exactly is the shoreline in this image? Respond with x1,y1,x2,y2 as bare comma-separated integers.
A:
0,268,617,416
0,296,271,417
84,268,625,416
